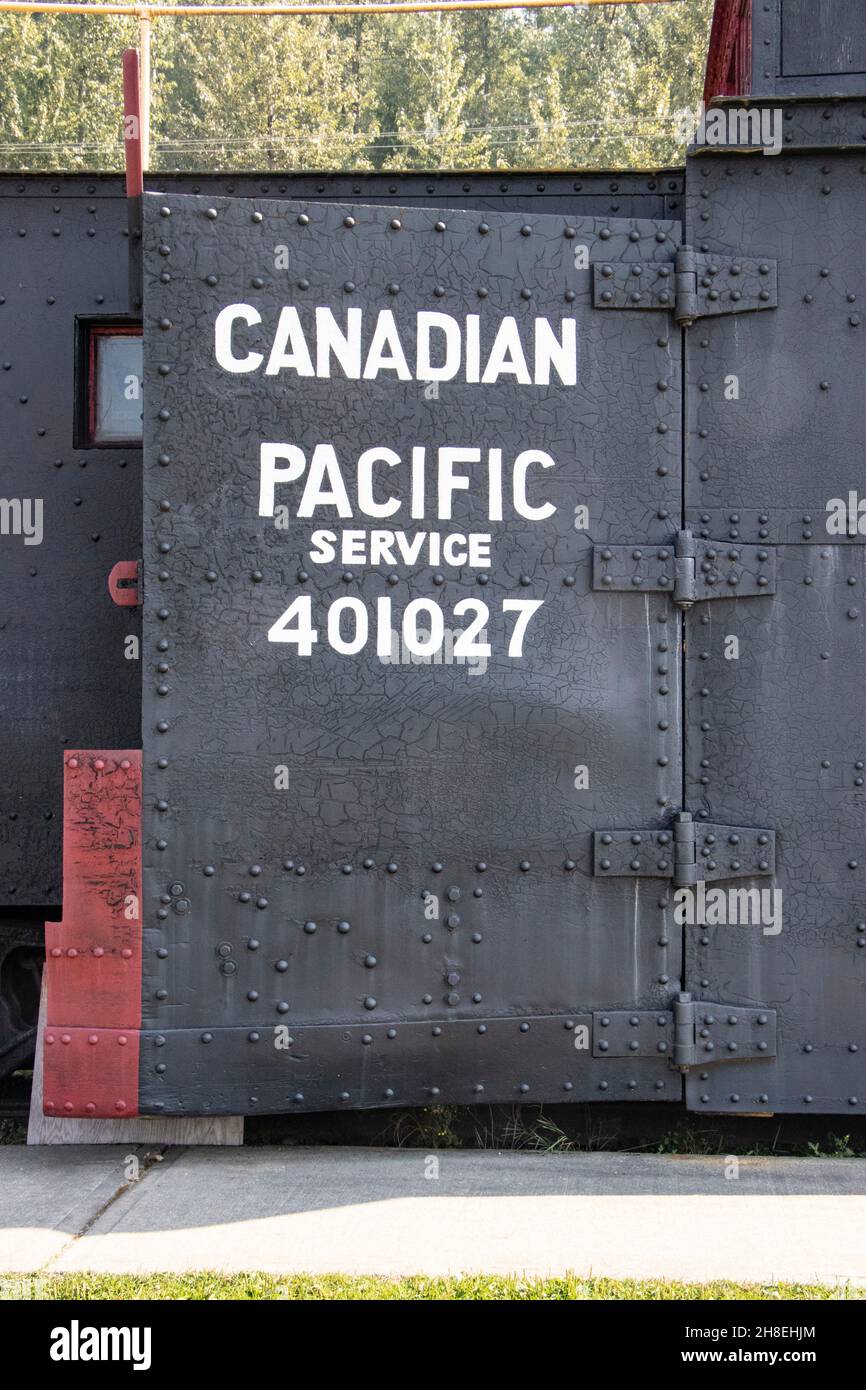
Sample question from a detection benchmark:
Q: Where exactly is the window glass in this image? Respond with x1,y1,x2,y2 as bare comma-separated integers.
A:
92,332,142,444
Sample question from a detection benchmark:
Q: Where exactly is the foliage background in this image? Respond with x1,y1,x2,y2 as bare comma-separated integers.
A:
0,0,714,171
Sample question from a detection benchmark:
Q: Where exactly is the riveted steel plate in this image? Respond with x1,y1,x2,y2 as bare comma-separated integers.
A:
592,1010,675,1059
592,539,777,600
593,830,676,880
754,0,866,96
693,98,866,155
592,825,775,883
690,543,777,601
0,171,679,919
0,192,141,907
140,192,685,1114
684,254,778,321
689,826,775,880
592,542,679,595
142,1014,678,1114
683,134,866,1113
685,1005,778,1067
593,260,677,312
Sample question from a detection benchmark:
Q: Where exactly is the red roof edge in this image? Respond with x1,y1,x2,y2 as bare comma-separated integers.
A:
704,0,753,104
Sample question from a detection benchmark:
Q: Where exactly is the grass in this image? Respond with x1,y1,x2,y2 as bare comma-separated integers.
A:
4,1104,866,1157
386,1105,588,1152
381,1106,866,1158
1,1273,862,1301
651,1126,861,1158
807,1135,857,1158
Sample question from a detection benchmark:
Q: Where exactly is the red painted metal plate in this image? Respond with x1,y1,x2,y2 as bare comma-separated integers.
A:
43,751,142,1115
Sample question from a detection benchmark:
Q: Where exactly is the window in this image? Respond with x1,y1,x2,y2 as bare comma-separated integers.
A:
77,321,142,447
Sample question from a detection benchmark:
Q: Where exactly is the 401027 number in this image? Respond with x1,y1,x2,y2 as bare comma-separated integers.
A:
266,595,544,658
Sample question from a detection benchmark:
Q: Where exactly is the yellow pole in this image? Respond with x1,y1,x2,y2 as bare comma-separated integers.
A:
0,0,676,17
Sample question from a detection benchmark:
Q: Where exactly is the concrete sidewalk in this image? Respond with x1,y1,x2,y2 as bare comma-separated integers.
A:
2,1146,866,1285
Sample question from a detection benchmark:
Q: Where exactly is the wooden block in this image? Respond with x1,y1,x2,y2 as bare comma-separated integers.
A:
28,982,243,1146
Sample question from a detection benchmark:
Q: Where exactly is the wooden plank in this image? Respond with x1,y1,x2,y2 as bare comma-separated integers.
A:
28,981,243,1145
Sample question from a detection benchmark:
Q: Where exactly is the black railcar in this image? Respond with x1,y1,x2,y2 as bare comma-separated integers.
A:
3,0,866,1120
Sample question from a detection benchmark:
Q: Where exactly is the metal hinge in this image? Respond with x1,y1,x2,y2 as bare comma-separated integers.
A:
592,995,777,1070
593,244,778,327
593,530,776,608
593,811,775,886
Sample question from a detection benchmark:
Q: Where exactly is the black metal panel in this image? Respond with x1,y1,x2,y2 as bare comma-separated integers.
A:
149,171,685,223
683,123,866,1113
0,172,684,216
0,170,680,916
753,0,866,97
0,190,141,906
142,1016,678,1115
0,175,126,199
0,916,42,1075
781,0,866,79
696,97,866,156
139,192,684,1114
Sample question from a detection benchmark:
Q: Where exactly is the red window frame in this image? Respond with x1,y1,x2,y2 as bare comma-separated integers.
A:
86,322,143,448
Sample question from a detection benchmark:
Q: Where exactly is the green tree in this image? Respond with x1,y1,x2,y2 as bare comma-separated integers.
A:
381,14,489,169
0,0,716,174
0,11,135,169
